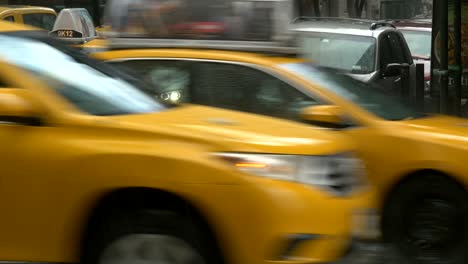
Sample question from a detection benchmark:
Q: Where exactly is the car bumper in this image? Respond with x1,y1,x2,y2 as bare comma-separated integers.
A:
265,239,386,264
331,239,386,264
183,174,381,264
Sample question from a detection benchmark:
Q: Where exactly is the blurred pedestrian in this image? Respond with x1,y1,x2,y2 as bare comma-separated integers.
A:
223,7,243,40
141,0,186,37
103,0,132,33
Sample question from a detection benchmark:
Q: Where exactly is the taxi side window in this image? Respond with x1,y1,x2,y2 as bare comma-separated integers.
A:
3,16,14,22
22,13,57,31
192,62,318,120
113,60,192,104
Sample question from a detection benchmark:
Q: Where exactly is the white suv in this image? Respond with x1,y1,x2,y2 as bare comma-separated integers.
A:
290,17,416,97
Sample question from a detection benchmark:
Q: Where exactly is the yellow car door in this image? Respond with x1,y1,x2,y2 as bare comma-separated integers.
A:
0,61,76,260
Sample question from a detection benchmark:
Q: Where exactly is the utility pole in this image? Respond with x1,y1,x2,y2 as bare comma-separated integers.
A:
439,0,449,114
453,0,462,116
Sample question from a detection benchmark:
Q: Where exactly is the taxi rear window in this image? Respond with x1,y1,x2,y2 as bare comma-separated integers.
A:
3,16,14,22
23,13,56,31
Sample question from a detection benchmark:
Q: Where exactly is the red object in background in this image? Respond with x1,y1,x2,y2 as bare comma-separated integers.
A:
170,22,225,35
190,22,225,34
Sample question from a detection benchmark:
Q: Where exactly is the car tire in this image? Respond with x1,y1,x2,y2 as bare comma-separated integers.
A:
382,174,468,264
81,208,218,264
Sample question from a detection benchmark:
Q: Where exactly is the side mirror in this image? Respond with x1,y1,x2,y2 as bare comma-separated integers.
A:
382,63,402,78
299,105,350,129
49,8,97,44
0,89,41,126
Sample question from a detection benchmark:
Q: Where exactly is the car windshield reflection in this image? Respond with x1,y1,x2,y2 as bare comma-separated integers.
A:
0,35,165,116
280,62,428,121
298,33,376,74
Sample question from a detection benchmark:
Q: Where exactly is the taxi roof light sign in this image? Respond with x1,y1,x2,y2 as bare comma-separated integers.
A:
50,8,97,44
103,0,296,51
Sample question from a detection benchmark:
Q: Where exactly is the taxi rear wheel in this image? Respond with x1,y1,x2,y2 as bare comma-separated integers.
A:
383,174,468,264
82,209,215,264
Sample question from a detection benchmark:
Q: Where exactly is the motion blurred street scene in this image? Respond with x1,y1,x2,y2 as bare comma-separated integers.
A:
0,1,468,264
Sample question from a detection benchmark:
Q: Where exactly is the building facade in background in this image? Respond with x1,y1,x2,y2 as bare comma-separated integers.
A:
0,0,432,24
298,0,432,19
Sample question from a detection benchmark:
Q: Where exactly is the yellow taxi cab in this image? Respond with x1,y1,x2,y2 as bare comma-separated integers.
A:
0,5,56,31
75,35,107,53
95,42,468,264
0,7,106,52
85,1,468,263
0,15,39,31
0,20,383,264
96,42,468,262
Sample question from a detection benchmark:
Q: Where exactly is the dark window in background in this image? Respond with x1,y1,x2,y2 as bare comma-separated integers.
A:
3,16,14,22
23,13,57,30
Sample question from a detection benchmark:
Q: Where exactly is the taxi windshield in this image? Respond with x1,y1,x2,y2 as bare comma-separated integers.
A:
0,34,165,116
280,63,427,121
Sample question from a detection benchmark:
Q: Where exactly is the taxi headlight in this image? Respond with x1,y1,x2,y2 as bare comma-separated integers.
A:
159,90,182,103
214,152,367,196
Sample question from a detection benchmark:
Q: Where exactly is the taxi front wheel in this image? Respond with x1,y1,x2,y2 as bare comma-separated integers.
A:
81,209,215,264
382,174,468,264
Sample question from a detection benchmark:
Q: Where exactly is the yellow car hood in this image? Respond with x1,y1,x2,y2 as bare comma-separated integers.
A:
106,104,352,155
399,115,468,146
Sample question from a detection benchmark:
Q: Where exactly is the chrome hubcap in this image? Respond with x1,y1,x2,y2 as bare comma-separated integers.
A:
99,234,206,264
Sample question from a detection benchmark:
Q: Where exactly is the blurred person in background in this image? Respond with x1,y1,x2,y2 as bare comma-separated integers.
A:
223,3,244,40
103,0,132,32
123,2,148,36
141,0,185,38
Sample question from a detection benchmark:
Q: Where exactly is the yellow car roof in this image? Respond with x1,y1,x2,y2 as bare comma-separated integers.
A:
0,5,56,14
95,48,306,67
0,20,43,32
